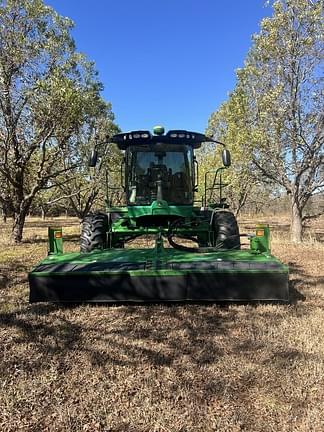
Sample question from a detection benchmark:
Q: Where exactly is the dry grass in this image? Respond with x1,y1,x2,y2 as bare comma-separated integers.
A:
0,216,323,431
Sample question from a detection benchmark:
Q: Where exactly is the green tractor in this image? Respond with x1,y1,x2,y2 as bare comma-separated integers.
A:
29,126,289,302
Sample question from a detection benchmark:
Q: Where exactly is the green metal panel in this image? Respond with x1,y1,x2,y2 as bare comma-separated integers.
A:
250,224,271,254
127,202,194,218
48,227,63,255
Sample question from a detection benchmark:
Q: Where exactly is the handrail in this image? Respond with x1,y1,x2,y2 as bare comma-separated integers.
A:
203,167,228,207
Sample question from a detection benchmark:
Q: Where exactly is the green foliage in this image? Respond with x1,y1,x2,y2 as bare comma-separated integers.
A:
50,116,122,220
0,0,117,240
206,87,262,214
207,0,323,239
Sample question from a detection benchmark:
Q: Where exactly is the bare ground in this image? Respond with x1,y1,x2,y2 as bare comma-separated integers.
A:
0,217,323,432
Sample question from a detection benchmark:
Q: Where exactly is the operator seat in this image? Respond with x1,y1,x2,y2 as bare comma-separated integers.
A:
171,172,188,203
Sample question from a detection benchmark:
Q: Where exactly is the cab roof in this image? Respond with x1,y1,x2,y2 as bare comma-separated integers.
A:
110,130,221,150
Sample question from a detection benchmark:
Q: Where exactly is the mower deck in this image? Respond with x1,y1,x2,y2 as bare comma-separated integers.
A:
29,248,289,302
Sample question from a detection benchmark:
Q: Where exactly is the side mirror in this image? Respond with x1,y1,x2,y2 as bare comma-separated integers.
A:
88,149,98,167
222,149,231,167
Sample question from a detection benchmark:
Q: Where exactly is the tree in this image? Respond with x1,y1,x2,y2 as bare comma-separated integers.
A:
52,116,121,220
209,0,323,241
206,88,263,216
0,0,114,242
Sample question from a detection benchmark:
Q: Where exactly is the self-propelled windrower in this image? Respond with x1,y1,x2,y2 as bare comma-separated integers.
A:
29,126,289,302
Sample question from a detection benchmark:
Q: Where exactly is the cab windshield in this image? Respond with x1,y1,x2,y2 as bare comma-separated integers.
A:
127,144,193,205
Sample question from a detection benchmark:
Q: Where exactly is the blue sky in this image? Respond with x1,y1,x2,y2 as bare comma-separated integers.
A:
46,1,272,133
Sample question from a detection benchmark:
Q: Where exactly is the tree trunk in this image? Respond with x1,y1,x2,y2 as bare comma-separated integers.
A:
2,208,7,224
41,206,46,220
11,208,28,243
290,198,303,243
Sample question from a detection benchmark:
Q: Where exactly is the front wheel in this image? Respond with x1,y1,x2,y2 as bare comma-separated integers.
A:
211,211,240,250
80,212,108,253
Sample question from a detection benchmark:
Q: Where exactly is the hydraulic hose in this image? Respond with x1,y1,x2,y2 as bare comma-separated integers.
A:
167,218,238,253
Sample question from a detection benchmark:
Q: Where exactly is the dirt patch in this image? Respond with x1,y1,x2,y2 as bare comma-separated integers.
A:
0,217,323,431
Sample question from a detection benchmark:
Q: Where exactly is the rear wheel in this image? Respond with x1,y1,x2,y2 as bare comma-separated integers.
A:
80,212,108,253
212,211,240,250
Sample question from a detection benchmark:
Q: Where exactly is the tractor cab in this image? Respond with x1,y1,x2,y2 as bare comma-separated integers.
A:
109,127,222,209
89,126,231,220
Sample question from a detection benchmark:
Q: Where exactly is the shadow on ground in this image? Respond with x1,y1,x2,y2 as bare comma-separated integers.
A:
1,244,323,431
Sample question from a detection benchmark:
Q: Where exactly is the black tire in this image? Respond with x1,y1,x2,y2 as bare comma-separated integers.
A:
197,209,213,247
80,212,108,253
212,211,240,250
